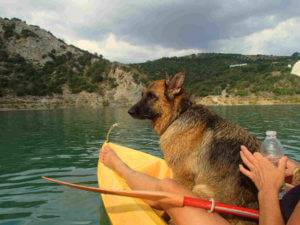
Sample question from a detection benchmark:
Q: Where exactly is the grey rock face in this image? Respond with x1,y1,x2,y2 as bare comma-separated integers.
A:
0,17,84,65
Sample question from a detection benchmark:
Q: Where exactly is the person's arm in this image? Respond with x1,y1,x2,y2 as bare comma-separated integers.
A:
239,145,287,225
258,189,284,225
287,202,300,225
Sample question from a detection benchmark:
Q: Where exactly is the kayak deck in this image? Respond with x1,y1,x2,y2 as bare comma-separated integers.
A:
98,142,172,225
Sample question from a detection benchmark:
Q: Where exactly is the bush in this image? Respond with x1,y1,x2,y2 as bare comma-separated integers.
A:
68,75,97,93
292,52,300,58
90,73,104,82
273,88,295,96
78,53,92,66
8,54,25,63
3,23,16,39
108,78,118,88
132,72,145,84
235,90,248,96
85,59,110,82
20,29,39,38
0,50,8,61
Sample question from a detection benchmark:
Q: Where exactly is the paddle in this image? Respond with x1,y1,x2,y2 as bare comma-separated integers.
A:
42,176,259,220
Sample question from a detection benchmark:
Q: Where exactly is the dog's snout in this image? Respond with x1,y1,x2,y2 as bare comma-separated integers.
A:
128,106,136,116
128,99,157,120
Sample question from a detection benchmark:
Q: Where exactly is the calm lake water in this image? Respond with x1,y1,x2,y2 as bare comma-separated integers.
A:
0,105,300,225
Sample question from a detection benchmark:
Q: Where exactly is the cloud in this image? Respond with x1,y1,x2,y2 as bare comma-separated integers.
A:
216,17,300,55
0,0,299,62
73,33,201,63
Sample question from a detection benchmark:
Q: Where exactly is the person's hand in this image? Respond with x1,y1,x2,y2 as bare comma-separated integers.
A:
285,158,299,177
239,145,288,194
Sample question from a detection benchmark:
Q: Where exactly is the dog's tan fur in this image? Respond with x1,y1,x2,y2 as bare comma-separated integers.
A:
129,73,261,224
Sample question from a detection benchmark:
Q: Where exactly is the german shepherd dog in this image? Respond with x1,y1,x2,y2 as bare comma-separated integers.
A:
128,72,260,224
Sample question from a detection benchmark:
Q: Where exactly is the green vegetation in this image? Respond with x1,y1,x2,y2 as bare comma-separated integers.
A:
2,50,299,97
0,48,111,96
85,58,110,82
2,22,16,39
131,53,300,96
1,17,299,98
0,18,146,97
20,29,39,38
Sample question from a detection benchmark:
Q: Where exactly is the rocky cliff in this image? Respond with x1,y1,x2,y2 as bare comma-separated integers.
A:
0,17,144,105
0,18,84,65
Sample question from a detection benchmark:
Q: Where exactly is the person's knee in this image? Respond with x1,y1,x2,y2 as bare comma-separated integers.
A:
159,178,180,192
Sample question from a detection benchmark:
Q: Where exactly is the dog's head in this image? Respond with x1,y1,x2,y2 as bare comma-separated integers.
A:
128,72,190,133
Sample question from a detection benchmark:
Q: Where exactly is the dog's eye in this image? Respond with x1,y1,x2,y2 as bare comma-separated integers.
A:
147,92,157,100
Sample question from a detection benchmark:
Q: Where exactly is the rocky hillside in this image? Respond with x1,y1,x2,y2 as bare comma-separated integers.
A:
0,18,84,65
0,17,299,109
0,17,144,102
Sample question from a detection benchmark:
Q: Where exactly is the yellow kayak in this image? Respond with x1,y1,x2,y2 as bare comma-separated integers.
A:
98,142,173,225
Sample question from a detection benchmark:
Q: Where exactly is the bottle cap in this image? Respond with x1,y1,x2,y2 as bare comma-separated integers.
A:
266,130,277,137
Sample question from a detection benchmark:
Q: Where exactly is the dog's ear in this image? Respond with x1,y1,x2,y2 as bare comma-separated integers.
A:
166,72,185,100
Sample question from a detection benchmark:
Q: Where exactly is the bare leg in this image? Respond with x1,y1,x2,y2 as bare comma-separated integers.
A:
100,145,162,191
100,145,165,208
100,146,229,225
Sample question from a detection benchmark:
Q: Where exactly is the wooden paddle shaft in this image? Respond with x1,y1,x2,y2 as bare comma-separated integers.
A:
42,176,259,219
42,176,183,205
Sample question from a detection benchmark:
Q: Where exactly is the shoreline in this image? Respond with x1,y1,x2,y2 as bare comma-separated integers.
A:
0,94,299,111
196,95,300,106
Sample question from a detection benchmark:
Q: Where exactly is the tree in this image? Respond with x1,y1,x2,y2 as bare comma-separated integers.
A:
292,52,300,58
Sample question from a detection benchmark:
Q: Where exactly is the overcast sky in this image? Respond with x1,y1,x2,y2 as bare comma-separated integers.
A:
0,0,299,63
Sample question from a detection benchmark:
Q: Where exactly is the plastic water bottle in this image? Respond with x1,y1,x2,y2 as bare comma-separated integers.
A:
261,131,284,166
261,131,286,198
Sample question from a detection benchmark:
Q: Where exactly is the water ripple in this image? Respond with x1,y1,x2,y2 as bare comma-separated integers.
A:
0,106,299,225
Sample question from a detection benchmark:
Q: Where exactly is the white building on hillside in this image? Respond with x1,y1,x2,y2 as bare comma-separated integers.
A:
229,63,248,68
